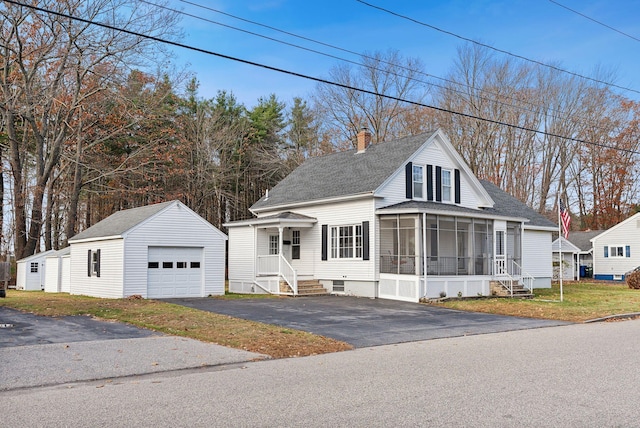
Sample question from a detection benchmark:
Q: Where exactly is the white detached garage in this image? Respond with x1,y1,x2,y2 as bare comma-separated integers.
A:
67,200,227,299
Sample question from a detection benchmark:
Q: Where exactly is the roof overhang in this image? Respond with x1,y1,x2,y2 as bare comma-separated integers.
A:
376,205,529,224
251,192,373,215
224,212,317,229
67,235,123,244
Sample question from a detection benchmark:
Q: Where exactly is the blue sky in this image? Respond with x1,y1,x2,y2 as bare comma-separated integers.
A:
164,0,640,108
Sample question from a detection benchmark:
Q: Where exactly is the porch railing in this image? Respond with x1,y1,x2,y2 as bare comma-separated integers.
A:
280,256,297,295
494,257,514,295
257,255,279,275
256,254,298,295
512,260,534,293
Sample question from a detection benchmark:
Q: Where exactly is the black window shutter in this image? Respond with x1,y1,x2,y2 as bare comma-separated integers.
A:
362,221,370,260
96,249,101,278
426,164,433,201
321,225,328,261
454,169,461,204
87,249,92,277
405,162,413,199
435,166,442,202
604,247,608,258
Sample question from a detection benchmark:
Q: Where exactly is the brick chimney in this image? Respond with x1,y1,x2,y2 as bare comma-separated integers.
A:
356,127,372,153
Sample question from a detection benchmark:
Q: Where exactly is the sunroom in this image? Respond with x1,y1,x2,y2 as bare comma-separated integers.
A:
377,208,527,301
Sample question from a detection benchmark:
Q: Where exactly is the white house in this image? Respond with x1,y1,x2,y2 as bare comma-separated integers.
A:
225,129,557,302
16,249,56,291
67,200,227,299
591,213,640,281
44,247,71,293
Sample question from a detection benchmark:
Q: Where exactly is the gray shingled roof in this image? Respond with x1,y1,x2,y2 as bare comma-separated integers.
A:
479,180,557,229
379,181,556,229
566,230,603,251
69,201,175,242
252,131,437,211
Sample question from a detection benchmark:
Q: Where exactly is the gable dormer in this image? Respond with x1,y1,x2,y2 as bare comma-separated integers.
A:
375,130,493,210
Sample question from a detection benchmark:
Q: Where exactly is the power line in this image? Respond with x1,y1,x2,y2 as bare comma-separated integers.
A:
164,0,609,140
549,0,640,43
5,0,639,156
355,0,640,96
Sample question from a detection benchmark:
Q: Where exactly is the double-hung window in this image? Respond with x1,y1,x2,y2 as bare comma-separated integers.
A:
412,165,424,199
30,262,38,273
442,169,452,202
292,230,300,259
330,225,362,259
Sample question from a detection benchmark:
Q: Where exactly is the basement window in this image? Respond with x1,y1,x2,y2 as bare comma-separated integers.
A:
333,280,345,293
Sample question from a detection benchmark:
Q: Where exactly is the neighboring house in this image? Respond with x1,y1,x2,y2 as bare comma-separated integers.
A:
555,230,603,279
44,247,71,293
67,200,227,299
591,213,640,281
16,250,56,291
225,129,557,302
552,236,579,280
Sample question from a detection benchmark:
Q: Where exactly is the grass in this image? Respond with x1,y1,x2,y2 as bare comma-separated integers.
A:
0,290,352,358
433,281,640,322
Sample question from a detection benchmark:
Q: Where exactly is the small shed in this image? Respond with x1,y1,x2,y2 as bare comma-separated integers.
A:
44,247,71,293
552,236,580,280
67,200,227,299
16,250,56,291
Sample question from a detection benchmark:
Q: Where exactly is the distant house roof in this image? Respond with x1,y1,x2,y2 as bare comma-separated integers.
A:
251,131,438,211
567,230,604,252
69,200,175,242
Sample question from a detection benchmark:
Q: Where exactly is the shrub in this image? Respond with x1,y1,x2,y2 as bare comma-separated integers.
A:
626,271,640,289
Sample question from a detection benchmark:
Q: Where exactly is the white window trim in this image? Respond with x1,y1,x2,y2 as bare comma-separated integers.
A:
412,164,425,200
608,245,626,258
30,262,38,273
91,250,100,276
441,168,453,203
330,224,363,260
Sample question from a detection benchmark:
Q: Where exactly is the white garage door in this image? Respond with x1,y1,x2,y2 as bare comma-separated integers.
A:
147,247,203,298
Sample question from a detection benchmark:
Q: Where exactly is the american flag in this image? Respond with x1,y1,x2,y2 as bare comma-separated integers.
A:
560,199,571,239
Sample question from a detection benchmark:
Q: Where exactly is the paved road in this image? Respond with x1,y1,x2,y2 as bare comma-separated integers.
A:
0,307,266,390
166,295,570,347
3,320,640,427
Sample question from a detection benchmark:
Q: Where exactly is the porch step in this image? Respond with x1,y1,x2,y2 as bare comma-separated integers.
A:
280,280,329,296
490,281,534,298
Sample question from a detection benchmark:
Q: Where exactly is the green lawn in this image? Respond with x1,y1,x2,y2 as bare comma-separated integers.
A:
433,281,640,322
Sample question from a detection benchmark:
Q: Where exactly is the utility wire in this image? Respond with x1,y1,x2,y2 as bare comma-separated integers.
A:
166,0,609,138
549,0,640,43
5,0,639,155
356,0,640,96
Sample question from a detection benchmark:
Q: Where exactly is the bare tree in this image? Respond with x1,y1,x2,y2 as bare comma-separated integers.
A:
313,50,430,147
0,0,180,257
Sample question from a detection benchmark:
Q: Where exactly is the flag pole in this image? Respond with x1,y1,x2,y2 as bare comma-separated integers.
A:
557,190,564,302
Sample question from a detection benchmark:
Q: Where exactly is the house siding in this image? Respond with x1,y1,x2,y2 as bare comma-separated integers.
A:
592,214,640,279
228,226,257,293
70,239,125,298
124,203,226,297
522,229,552,288
61,256,71,293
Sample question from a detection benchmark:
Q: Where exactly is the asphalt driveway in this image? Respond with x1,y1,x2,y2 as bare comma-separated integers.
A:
166,295,571,347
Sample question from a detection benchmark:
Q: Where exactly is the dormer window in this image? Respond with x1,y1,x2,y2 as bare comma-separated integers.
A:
412,165,424,199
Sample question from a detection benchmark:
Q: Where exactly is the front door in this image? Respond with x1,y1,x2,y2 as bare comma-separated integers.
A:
495,228,506,275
